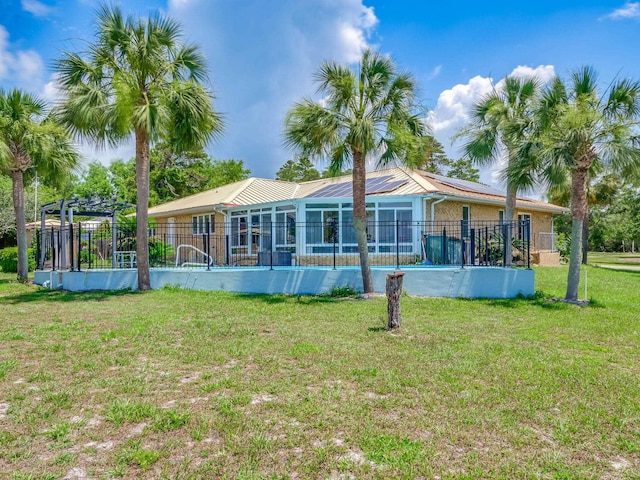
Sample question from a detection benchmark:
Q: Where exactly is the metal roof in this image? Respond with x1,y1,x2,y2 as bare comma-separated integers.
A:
146,167,566,217
147,178,299,216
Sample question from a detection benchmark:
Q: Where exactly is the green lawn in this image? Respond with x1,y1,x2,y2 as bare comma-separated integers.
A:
0,266,639,479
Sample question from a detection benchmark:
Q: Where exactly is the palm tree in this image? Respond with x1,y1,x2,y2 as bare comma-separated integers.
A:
56,5,223,290
536,67,640,301
461,76,542,222
547,168,620,264
284,49,428,293
0,89,78,282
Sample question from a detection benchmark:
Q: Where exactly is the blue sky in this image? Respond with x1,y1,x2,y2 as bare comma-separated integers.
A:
2,0,640,188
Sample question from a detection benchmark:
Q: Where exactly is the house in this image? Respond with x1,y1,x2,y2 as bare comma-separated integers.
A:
145,167,565,267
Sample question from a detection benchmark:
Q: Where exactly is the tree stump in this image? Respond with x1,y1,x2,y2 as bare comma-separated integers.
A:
386,271,405,330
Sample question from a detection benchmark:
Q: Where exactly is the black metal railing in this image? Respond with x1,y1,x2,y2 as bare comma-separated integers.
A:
35,219,530,271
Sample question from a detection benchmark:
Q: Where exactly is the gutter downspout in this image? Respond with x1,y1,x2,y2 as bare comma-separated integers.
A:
210,204,226,266
430,195,447,234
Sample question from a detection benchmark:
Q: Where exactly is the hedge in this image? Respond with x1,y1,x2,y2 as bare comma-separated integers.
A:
0,247,36,273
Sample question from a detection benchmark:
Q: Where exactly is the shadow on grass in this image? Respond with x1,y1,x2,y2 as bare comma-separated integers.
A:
2,287,136,304
486,297,569,310
234,293,341,305
484,291,609,310
453,291,580,311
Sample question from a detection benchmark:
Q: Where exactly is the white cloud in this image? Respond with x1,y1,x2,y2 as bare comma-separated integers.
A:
40,73,63,103
505,65,555,84
427,65,556,187
604,2,640,19
15,50,44,84
427,65,442,80
336,6,378,62
76,140,136,168
21,0,53,17
167,0,379,177
0,26,12,79
0,24,45,90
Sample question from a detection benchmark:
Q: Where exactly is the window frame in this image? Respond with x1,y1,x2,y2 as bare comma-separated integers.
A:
192,214,214,235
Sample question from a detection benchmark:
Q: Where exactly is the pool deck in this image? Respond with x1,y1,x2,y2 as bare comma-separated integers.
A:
34,266,534,298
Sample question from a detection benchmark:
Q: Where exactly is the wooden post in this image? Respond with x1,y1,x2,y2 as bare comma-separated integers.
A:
386,271,405,330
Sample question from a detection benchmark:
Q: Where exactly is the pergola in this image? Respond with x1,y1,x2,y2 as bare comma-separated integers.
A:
39,197,134,270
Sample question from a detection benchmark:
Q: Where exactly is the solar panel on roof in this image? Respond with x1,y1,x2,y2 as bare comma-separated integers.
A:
307,182,351,198
428,172,504,196
306,175,408,198
366,179,408,194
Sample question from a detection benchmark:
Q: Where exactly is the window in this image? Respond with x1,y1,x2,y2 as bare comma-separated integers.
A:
340,209,375,253
498,210,504,224
377,204,413,252
192,214,213,235
230,211,248,250
462,205,470,238
251,212,272,253
305,209,339,252
517,213,532,241
275,210,296,252
303,200,416,254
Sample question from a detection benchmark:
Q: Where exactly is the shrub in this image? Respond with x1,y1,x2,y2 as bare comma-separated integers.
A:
556,233,570,261
0,247,36,272
149,237,175,266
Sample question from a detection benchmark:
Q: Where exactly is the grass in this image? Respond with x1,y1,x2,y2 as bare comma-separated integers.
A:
0,265,639,478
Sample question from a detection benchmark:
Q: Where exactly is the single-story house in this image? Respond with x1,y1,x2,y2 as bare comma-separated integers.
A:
145,167,566,267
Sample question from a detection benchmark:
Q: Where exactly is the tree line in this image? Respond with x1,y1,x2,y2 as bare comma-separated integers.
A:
2,4,640,301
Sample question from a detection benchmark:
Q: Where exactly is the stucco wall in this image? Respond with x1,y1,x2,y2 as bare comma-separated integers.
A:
34,266,535,298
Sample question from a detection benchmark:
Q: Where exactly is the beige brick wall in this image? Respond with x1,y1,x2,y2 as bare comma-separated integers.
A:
427,199,554,251
295,254,417,267
151,212,227,265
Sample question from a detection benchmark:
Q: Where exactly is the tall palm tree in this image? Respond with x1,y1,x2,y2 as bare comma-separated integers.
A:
284,49,428,293
0,89,78,282
461,76,542,222
547,167,620,264
56,5,223,290
536,67,640,301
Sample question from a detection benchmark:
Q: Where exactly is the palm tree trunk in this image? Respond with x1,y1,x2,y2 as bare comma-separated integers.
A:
504,181,517,267
135,129,151,291
11,169,29,283
566,167,589,301
352,150,373,293
581,212,589,264
505,183,517,222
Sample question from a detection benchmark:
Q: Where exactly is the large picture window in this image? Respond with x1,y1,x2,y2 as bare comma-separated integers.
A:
305,201,413,254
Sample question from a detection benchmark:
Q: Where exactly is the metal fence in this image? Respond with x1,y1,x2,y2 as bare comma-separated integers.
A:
535,232,558,252
36,219,530,271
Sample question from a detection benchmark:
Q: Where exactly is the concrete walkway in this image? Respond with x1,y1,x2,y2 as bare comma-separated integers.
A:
595,264,640,271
